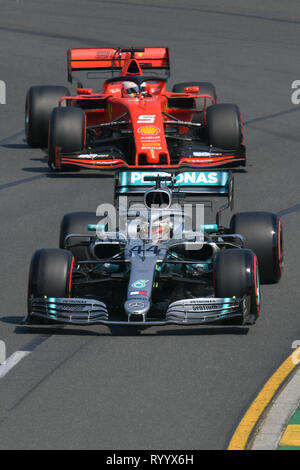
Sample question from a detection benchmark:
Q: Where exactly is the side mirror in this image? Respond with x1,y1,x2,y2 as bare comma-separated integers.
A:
184,86,199,93
77,88,93,95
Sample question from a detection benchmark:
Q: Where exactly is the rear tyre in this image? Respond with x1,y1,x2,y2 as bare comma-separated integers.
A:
214,249,260,325
206,103,242,150
230,211,283,283
172,81,217,124
59,212,107,262
25,86,70,147
27,248,74,323
48,107,85,170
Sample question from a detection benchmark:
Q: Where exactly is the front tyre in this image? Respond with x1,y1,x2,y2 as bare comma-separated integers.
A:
25,86,70,147
48,107,85,170
214,249,260,325
206,103,242,151
27,248,74,323
59,212,104,262
230,211,283,283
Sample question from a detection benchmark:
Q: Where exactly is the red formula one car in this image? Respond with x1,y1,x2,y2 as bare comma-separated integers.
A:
25,47,245,170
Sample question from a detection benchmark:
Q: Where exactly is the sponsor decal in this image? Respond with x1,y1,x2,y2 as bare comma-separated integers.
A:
190,298,227,304
141,137,161,145
138,126,160,136
132,280,149,288
128,301,145,309
130,291,148,296
192,152,222,157
96,50,113,58
123,171,227,186
141,142,162,148
140,135,161,140
178,172,219,184
78,154,110,159
137,114,156,123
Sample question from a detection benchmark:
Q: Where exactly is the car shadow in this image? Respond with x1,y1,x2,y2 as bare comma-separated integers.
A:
22,155,114,178
107,324,250,336
1,143,30,149
3,316,250,337
21,166,114,178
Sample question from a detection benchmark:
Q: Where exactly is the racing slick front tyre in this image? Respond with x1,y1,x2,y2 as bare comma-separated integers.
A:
25,86,70,148
214,249,260,325
230,212,283,284
26,248,74,324
59,212,106,261
48,107,85,170
172,82,217,124
206,103,242,151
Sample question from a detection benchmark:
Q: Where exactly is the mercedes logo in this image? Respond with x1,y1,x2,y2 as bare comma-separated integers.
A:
128,301,145,309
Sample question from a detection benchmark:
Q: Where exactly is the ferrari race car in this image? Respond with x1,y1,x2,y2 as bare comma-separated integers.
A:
25,47,245,171
25,170,283,327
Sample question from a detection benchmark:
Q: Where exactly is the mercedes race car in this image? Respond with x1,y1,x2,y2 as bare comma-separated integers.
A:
25,47,245,171
25,170,282,327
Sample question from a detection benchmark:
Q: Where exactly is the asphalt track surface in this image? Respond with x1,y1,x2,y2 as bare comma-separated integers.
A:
0,0,299,450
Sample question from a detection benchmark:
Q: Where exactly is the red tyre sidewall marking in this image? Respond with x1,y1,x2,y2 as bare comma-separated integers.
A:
253,254,260,316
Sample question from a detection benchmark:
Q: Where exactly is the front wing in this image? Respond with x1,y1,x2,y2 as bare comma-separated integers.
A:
54,146,246,170
26,295,253,326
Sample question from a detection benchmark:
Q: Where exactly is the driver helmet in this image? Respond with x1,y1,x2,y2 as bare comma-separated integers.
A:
151,217,172,244
140,81,148,97
136,217,172,243
122,81,139,98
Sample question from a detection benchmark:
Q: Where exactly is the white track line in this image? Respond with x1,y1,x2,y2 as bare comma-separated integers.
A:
0,351,31,379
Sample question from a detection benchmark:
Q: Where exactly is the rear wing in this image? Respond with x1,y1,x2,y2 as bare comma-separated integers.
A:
67,47,170,83
115,171,232,196
115,171,233,226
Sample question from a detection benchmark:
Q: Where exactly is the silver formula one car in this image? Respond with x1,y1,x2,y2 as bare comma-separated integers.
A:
25,170,283,327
